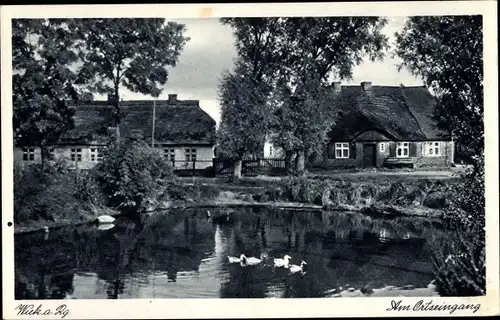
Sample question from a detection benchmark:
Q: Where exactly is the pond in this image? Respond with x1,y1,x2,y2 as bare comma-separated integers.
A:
15,207,449,299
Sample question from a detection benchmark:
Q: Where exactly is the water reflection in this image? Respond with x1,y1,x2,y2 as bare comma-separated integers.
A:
15,208,447,299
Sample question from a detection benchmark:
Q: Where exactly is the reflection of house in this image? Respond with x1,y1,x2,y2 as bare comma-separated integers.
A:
265,81,454,168
14,94,216,170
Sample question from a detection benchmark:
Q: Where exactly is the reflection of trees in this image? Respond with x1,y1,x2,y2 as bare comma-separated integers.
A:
15,209,216,299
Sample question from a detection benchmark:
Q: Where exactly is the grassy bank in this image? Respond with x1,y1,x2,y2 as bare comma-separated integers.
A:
166,176,456,220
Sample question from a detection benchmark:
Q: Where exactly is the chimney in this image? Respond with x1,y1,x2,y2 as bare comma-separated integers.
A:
332,81,342,93
168,94,178,104
361,81,372,92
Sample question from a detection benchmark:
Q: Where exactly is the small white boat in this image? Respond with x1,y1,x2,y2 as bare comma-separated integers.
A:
289,260,307,274
97,215,115,224
274,255,292,268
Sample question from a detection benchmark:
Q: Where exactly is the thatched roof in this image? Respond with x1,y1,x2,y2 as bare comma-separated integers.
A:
329,84,449,141
60,99,216,145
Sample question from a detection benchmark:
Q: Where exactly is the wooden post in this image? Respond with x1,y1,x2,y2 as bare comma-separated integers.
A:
151,100,156,148
192,160,195,176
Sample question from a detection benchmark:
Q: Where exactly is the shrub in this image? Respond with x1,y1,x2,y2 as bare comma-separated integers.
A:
94,140,174,214
13,160,104,224
431,157,485,296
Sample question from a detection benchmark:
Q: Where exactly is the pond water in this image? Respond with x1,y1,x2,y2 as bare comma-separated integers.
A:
15,207,448,299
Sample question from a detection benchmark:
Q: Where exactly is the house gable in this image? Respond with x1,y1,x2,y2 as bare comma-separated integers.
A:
352,129,394,142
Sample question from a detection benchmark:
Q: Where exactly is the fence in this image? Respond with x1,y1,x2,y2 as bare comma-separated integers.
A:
213,157,286,177
170,158,286,177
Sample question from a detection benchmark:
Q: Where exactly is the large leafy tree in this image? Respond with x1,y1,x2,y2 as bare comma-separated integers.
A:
395,16,483,167
12,19,82,165
68,18,189,139
395,16,484,296
271,17,389,174
217,18,286,178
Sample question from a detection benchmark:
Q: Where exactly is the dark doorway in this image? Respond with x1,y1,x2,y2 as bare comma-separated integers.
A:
362,144,376,167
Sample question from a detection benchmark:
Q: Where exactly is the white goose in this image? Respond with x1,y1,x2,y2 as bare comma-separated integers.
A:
289,260,307,274
227,254,244,264
274,255,292,268
240,253,266,266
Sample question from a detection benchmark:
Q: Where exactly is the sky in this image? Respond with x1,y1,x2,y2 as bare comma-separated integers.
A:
112,17,424,124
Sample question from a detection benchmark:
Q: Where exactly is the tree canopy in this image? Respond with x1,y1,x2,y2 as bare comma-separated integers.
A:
395,16,483,166
68,18,189,135
12,19,82,161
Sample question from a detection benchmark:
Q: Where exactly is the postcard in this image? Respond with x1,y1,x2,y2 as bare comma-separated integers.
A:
2,1,498,319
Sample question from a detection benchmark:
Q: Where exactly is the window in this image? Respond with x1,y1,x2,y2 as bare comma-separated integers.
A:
22,148,35,161
269,145,273,156
424,142,441,156
185,148,197,162
48,148,55,159
335,143,349,159
379,142,385,152
164,148,175,161
396,142,409,158
90,148,102,162
70,148,82,162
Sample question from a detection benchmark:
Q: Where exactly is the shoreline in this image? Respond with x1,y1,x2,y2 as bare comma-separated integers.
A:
13,199,443,235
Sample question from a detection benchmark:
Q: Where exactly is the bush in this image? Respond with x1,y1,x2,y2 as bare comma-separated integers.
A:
94,140,174,214
431,157,485,296
14,160,104,224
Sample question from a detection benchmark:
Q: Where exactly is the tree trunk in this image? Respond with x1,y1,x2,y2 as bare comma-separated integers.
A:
233,159,242,179
284,150,295,175
112,87,121,141
295,149,305,175
40,142,49,171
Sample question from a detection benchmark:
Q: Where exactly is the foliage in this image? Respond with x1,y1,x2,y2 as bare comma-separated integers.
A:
431,161,485,296
270,17,389,172
396,16,485,296
13,160,104,224
217,19,286,177
68,18,189,129
12,19,83,159
395,16,483,167
94,139,174,213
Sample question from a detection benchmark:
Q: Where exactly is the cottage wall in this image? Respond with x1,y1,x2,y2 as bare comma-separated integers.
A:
14,144,215,170
263,140,285,159
317,140,454,169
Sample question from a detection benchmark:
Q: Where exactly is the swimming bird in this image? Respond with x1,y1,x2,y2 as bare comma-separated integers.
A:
227,254,243,264
289,260,307,274
240,253,266,266
273,255,292,268
206,210,211,218
43,226,49,233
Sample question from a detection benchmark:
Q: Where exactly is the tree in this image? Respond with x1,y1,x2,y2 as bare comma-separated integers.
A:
217,18,286,178
395,16,483,168
12,19,82,166
270,17,389,174
395,16,484,296
68,18,189,139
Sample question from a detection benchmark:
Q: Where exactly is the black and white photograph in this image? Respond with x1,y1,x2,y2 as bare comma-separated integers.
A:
2,2,498,319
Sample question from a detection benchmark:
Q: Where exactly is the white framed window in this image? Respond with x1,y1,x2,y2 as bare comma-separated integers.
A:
335,143,349,159
164,148,175,161
379,142,386,152
90,148,102,162
185,148,197,162
22,147,35,161
70,148,82,162
424,142,441,157
396,142,410,158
